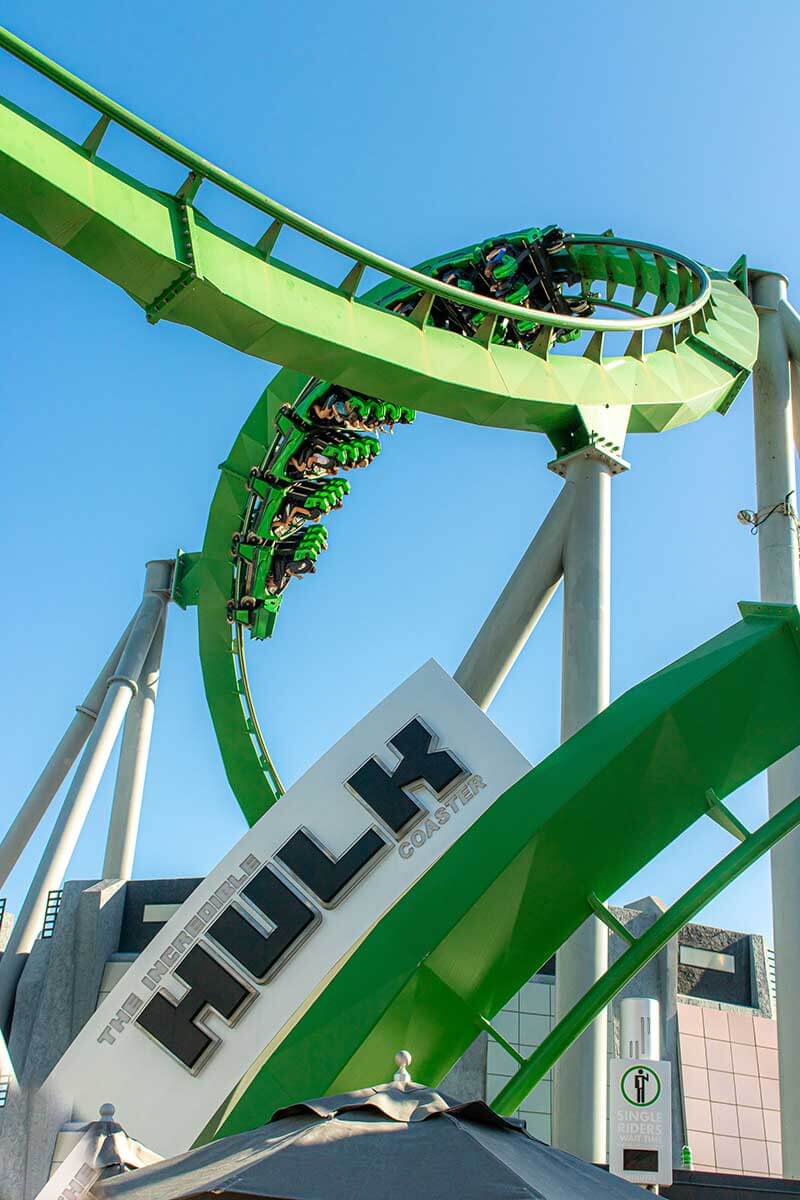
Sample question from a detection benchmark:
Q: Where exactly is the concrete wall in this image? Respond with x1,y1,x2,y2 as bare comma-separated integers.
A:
0,878,126,1200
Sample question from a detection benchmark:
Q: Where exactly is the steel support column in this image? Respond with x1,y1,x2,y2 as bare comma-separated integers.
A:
0,562,170,1035
752,271,800,1177
454,485,574,709
0,617,135,890
552,447,621,1163
103,584,169,879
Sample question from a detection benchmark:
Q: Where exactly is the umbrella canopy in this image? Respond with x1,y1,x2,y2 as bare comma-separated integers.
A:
36,1104,161,1200
92,1081,645,1200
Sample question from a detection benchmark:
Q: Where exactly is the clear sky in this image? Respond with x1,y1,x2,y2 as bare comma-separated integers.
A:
1,1,798,946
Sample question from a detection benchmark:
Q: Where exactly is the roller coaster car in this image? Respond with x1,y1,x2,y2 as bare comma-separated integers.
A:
382,227,595,351
269,502,319,540
287,443,341,479
264,527,328,597
230,388,412,641
264,554,317,596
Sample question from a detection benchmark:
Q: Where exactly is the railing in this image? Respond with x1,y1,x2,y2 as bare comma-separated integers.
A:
0,25,711,336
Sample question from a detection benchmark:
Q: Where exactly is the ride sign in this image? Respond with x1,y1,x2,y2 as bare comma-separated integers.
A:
46,660,530,1156
609,1058,673,1186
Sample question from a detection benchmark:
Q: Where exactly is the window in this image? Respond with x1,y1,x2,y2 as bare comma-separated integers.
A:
679,945,735,974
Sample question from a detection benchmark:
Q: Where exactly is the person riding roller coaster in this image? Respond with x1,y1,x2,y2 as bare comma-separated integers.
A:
228,388,414,635
388,226,594,347
269,480,348,540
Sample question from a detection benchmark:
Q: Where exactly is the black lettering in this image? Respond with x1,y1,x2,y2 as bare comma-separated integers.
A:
208,864,317,981
276,827,387,905
135,944,251,1070
348,718,464,834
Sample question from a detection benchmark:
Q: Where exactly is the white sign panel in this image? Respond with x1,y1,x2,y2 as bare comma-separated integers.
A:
47,660,530,1156
609,1058,673,1186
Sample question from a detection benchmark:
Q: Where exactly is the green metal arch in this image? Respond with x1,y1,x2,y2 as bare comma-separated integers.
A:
207,605,800,1139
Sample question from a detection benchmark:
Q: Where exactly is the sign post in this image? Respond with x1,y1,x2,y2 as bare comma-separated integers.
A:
609,1058,673,1188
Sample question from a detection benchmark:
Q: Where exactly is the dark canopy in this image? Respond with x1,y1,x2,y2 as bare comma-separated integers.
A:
93,1082,645,1200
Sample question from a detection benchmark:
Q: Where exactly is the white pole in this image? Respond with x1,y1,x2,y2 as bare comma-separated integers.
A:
0,570,168,1033
102,603,167,880
454,485,573,709
752,271,800,1178
0,618,135,891
552,448,617,1163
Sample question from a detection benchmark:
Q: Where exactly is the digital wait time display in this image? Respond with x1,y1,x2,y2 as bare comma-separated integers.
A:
623,1149,660,1172
609,1059,673,1186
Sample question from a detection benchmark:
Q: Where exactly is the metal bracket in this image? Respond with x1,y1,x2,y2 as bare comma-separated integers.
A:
172,549,203,609
82,113,111,159
587,892,636,944
474,312,498,348
704,789,750,842
338,261,365,298
490,790,800,1116
477,1015,525,1066
408,291,435,328
145,201,204,324
176,170,203,203
255,218,283,259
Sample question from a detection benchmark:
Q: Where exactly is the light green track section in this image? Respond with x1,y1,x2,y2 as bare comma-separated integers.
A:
209,604,800,1139
0,83,756,441
0,27,760,824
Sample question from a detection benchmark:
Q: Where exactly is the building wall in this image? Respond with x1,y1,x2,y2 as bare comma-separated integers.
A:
678,1002,782,1177
486,972,555,1143
483,904,782,1183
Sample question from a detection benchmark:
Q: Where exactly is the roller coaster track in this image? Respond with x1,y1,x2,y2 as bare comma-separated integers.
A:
0,26,759,825
2,27,785,1146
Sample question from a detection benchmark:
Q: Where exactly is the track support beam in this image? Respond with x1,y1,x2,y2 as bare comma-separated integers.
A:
102,589,169,880
492,791,800,1117
0,562,171,1037
0,617,136,891
454,485,573,709
752,270,800,1177
552,446,622,1163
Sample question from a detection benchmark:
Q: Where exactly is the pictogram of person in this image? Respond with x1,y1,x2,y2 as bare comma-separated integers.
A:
634,1068,650,1104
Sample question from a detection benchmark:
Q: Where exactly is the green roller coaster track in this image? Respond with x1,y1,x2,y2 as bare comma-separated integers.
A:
2,26,787,1144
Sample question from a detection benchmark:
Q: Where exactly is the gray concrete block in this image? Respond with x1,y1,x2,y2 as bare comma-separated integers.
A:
441,1032,488,1102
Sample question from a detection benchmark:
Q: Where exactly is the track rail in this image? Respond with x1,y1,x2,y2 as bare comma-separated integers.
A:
0,25,711,335
0,25,761,829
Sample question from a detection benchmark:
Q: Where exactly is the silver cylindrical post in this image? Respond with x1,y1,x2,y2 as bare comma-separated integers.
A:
102,601,167,880
552,449,615,1163
0,565,170,1033
454,485,573,709
0,617,135,890
752,272,800,1178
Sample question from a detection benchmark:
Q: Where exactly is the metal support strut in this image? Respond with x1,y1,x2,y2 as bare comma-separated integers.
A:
0,617,135,890
552,447,621,1163
0,560,173,1035
454,485,574,709
103,591,169,880
492,791,800,1116
752,271,800,1177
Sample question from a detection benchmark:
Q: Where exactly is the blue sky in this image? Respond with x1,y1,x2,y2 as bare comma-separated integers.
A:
1,1,798,944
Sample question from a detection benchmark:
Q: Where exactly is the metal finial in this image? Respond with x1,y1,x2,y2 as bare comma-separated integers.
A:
99,1102,116,1120
393,1050,412,1083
